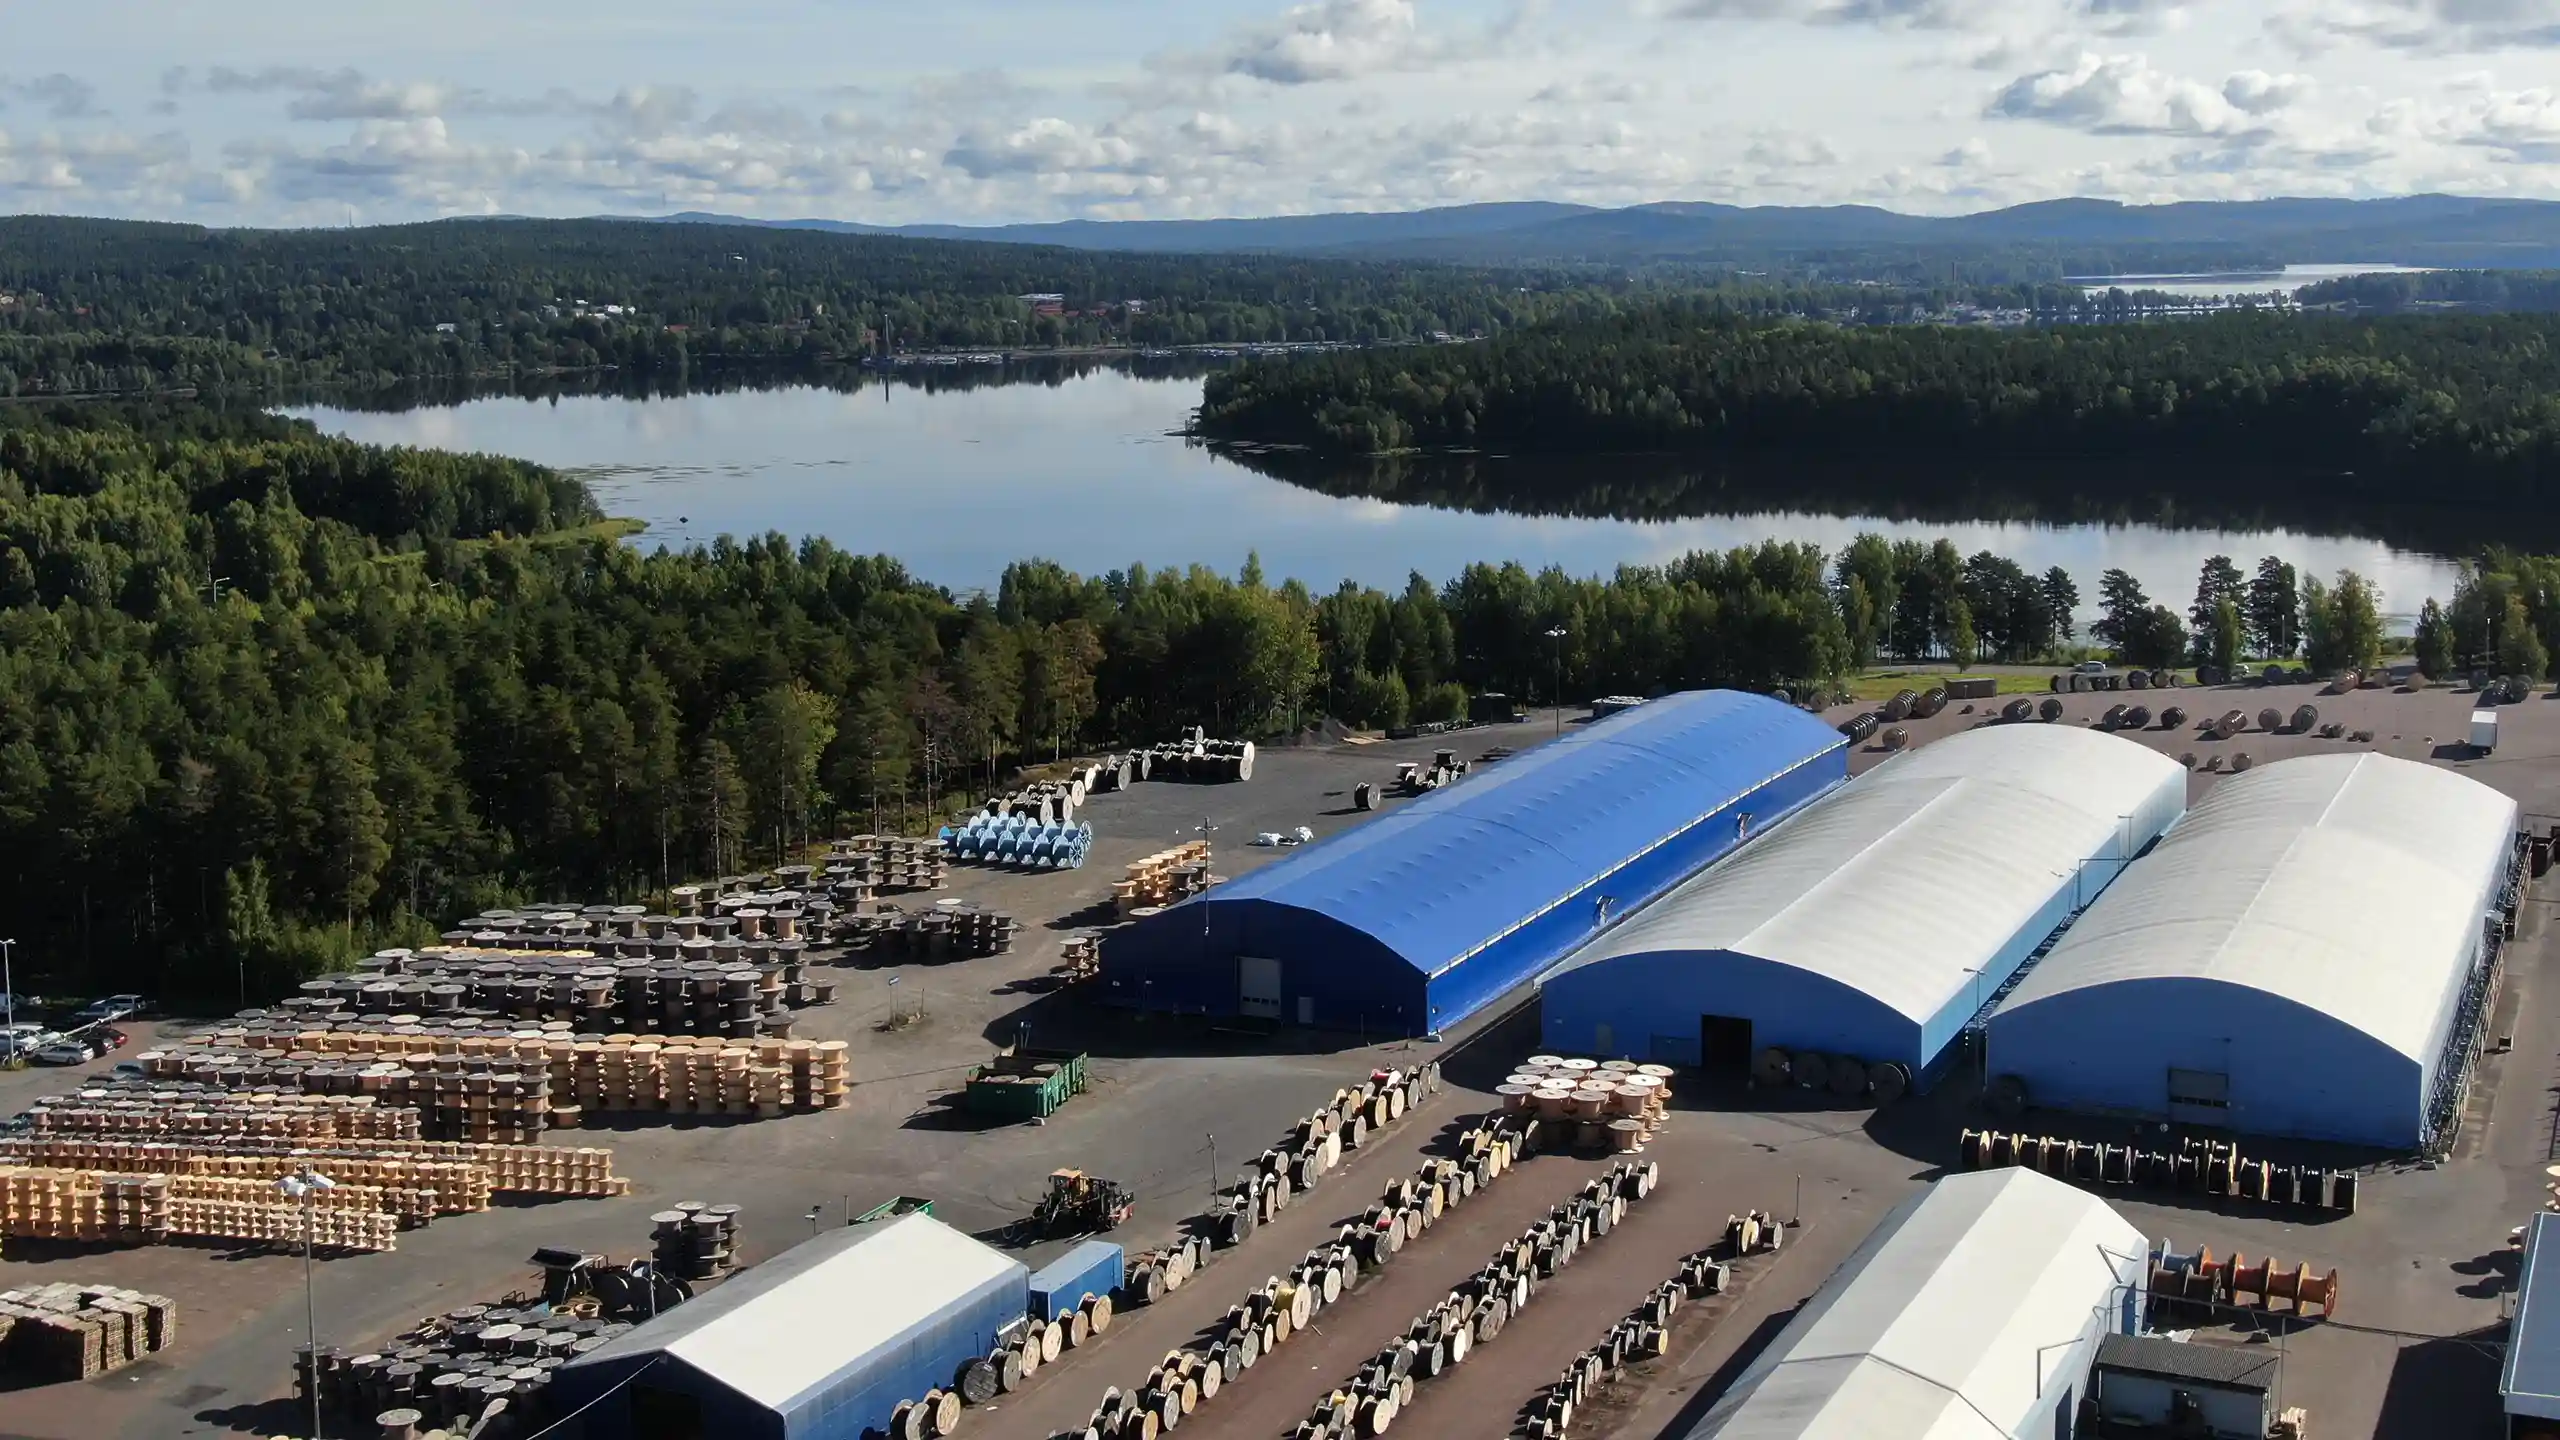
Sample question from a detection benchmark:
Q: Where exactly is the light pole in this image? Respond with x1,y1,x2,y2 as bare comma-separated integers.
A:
278,1166,337,1440
2,939,15,1057
1545,627,1568,737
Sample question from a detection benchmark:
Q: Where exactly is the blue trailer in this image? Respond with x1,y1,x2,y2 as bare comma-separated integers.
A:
1029,1240,1124,1321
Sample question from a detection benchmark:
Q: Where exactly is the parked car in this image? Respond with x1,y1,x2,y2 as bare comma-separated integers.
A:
0,1023,59,1057
73,994,145,1024
33,1038,95,1065
93,1027,129,1053
2074,660,2109,673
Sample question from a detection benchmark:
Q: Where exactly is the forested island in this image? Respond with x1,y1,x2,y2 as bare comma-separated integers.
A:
1195,304,2560,498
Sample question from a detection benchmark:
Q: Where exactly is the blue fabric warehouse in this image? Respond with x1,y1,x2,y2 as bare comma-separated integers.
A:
1099,690,1848,1038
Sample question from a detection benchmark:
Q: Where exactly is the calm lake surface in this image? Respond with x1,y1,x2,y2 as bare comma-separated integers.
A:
289,370,2472,626
2070,263,2434,299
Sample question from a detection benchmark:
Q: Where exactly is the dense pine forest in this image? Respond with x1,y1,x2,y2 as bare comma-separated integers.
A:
1194,304,2560,498
17,397,2540,1003
0,216,1655,396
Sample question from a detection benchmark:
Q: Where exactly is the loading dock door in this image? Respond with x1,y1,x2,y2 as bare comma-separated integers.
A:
2167,1068,2231,1127
1701,1014,1754,1074
1239,955,1283,1020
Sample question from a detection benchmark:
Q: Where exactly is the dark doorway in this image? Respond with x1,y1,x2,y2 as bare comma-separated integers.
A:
632,1385,706,1440
1701,1014,1754,1074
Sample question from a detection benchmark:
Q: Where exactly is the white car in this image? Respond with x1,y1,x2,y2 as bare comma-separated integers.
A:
74,994,144,1024
32,1039,96,1066
0,1025,62,1058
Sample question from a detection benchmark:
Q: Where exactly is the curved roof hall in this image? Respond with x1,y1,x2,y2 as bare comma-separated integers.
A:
1207,690,1846,977
1997,752,2516,1062
1686,1168,2146,1440
1545,724,2184,1021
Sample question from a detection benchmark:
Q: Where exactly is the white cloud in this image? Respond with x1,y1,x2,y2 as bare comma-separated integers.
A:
5,74,106,120
2276,0,2560,52
3,0,2560,224
1986,53,2306,136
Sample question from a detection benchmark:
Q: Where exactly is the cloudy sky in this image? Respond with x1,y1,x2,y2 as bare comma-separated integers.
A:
7,0,2560,227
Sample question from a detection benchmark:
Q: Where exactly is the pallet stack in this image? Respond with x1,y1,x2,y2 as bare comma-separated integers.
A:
0,1284,178,1382
1116,841,1215,913
0,1141,495,1218
23,1090,417,1142
0,1166,404,1252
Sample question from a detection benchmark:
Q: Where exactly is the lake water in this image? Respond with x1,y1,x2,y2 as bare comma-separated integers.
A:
288,370,2472,627
2070,263,2435,299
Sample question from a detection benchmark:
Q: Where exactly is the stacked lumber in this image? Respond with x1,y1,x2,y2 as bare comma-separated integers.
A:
0,1141,497,1217
0,1284,178,1381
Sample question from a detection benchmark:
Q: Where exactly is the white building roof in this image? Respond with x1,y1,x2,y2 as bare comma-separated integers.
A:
1547,725,2183,1023
573,1211,1025,1410
1689,1168,2146,1440
1997,753,2516,1063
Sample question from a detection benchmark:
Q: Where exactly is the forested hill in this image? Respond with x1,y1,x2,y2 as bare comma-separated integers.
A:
1194,305,2560,495
0,215,1627,394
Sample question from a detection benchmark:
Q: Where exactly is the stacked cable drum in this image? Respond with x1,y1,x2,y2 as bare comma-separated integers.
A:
943,813,1094,870
649,1203,742,1281
1294,1161,1662,1440
1115,841,1214,914
1495,1055,1673,1153
823,835,951,894
840,901,1020,960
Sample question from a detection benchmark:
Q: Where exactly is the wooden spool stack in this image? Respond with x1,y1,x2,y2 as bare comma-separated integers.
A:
825,834,949,893
1116,841,1215,913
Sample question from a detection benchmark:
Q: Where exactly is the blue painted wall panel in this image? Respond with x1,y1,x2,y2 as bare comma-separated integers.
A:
1542,951,1919,1066
780,1264,1027,1440
1988,977,2427,1147
1541,806,2145,1083
1099,691,1849,1039
1031,1241,1125,1321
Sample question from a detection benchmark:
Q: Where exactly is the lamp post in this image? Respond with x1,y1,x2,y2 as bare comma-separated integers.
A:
277,1166,337,1440
1545,627,1568,737
2,938,15,1058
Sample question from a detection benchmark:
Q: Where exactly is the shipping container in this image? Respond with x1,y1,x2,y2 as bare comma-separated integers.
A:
1029,1240,1125,1320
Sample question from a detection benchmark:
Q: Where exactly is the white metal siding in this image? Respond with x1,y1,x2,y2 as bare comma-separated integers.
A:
665,1212,1025,1408
1548,725,2184,1025
1996,753,2515,1071
1686,1168,2147,1440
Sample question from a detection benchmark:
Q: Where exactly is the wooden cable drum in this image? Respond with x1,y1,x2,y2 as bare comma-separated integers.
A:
1083,1292,1113,1333
890,1400,927,1440
928,1388,963,1437
1000,1346,1028,1391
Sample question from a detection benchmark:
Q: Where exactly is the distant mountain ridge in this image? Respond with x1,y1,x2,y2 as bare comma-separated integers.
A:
637,196,2560,269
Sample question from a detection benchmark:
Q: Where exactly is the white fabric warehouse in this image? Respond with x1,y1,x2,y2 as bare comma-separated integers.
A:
1540,724,2184,1076
1684,1168,2147,1440
1989,752,2517,1146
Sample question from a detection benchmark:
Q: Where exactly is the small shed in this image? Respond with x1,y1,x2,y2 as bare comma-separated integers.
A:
548,1211,1028,1440
2504,1211,2560,1434
2092,1334,2278,1438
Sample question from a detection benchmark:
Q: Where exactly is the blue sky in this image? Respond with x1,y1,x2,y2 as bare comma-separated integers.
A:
6,0,2559,225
